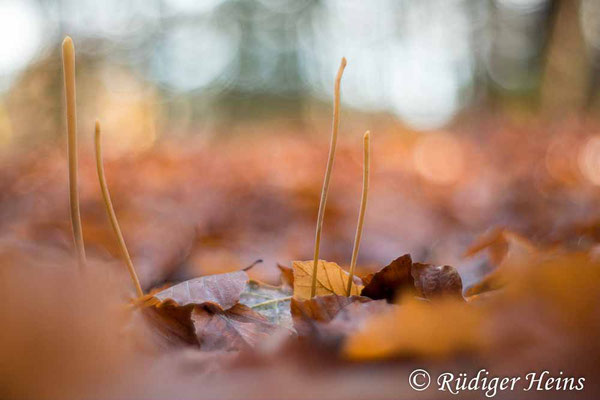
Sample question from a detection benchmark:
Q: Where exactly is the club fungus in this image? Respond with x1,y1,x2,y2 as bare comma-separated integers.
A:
346,131,370,296
62,36,86,268
310,57,347,298
94,120,144,297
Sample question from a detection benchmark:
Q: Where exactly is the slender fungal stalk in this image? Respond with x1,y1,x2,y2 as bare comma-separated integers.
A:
346,131,371,296
62,36,86,268
94,120,144,297
310,57,347,298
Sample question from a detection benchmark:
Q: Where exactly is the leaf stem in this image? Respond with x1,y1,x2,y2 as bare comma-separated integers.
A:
311,57,347,298
62,36,86,268
94,120,144,297
346,131,370,296
250,296,293,308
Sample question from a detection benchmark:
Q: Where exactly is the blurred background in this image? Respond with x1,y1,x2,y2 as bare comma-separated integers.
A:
1,0,599,148
1,0,600,288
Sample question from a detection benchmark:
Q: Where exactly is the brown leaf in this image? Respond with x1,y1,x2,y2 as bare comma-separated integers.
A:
344,296,483,360
291,295,387,346
360,254,414,301
291,295,371,323
360,254,463,301
360,272,374,287
464,229,538,296
138,271,254,349
277,263,294,287
411,263,463,299
151,271,248,309
191,304,283,351
326,300,393,336
464,228,537,267
292,260,362,300
141,304,198,347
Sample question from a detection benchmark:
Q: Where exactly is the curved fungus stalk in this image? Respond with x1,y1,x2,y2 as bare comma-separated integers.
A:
94,120,144,298
310,57,347,298
346,131,371,296
62,36,87,268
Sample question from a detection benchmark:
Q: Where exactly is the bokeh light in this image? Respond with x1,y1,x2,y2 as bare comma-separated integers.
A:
413,131,465,185
578,135,600,185
0,0,43,87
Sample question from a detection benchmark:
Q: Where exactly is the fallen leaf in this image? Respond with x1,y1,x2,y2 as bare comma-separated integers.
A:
360,254,463,301
464,227,511,265
141,304,198,347
326,300,393,336
239,280,293,329
360,272,374,287
464,229,539,296
291,295,386,346
192,304,282,351
137,271,293,351
411,263,463,299
291,295,370,323
277,263,294,287
292,260,363,300
360,254,414,301
151,271,248,309
464,228,538,267
344,296,483,360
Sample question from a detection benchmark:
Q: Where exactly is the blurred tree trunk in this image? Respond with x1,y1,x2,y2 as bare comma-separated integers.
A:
540,0,588,113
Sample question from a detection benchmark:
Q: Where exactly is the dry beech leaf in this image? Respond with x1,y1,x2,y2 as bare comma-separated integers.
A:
344,296,483,360
464,229,539,297
361,254,414,301
412,263,463,299
360,254,463,301
277,263,294,287
141,304,198,347
292,260,363,300
192,304,282,351
138,271,292,350
360,272,374,287
465,228,538,267
150,271,248,309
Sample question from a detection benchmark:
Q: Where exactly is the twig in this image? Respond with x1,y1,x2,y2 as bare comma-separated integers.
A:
62,36,86,268
310,57,347,298
94,120,144,297
242,259,263,271
250,296,293,308
346,131,370,296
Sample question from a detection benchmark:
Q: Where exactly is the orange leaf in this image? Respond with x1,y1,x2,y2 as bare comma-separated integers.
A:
292,260,362,300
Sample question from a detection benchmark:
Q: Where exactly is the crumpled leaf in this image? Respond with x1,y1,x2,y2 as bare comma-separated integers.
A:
192,304,282,351
464,228,538,296
150,271,248,309
361,254,413,301
412,263,463,299
344,296,483,360
239,280,293,329
360,254,463,301
140,271,291,350
292,260,363,300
